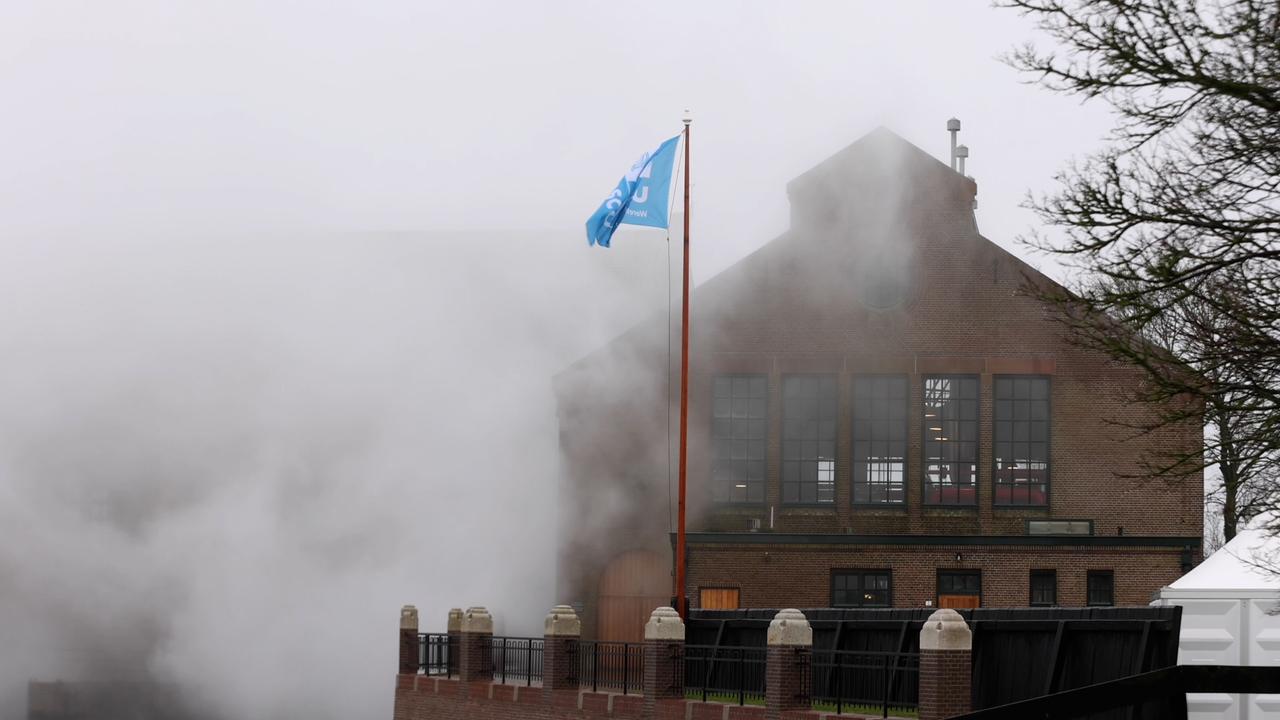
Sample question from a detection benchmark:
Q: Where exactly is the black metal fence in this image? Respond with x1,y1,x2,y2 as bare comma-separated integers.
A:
419,633,455,677
575,641,644,694
811,649,918,718
419,634,646,693
489,637,544,686
683,645,767,706
688,606,1182,713
417,634,543,685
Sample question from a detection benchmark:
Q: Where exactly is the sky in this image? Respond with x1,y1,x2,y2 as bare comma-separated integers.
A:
0,2,1120,719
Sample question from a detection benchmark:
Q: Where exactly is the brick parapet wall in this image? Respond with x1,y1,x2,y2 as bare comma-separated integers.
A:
393,676,838,720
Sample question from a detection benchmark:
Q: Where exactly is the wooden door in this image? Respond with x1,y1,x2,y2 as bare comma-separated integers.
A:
939,594,981,609
699,588,740,610
598,550,669,642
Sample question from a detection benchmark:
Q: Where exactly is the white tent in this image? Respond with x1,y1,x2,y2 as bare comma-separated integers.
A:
1152,528,1280,719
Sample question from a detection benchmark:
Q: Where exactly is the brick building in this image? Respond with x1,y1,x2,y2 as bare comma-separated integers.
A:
553,127,1203,641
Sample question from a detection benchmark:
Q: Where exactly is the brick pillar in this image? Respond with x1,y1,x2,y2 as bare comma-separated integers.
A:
918,609,972,720
766,608,812,720
398,605,419,675
643,606,685,718
446,608,463,677
543,604,581,694
458,606,494,683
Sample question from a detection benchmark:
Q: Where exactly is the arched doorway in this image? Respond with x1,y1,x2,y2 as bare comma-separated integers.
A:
597,549,670,642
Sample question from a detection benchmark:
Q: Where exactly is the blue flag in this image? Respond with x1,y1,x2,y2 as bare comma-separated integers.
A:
585,135,680,247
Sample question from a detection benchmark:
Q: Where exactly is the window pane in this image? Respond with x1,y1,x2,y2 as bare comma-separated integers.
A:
923,376,978,505
939,571,981,596
832,571,891,607
712,374,768,503
1088,571,1114,606
1030,571,1056,606
782,375,837,504
994,377,1050,506
853,376,907,505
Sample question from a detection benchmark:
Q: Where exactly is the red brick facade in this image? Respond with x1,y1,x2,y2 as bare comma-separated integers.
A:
918,649,972,720
554,128,1203,637
686,542,1191,608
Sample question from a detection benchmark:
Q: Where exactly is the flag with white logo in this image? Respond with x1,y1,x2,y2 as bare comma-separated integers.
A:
585,135,680,247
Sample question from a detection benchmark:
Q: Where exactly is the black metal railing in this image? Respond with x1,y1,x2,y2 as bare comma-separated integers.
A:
810,649,919,718
683,645,767,706
419,633,455,677
489,637,544,686
575,641,644,695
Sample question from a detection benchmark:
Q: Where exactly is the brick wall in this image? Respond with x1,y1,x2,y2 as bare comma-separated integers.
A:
686,543,1193,609
394,676,833,720
554,129,1204,630
919,650,971,720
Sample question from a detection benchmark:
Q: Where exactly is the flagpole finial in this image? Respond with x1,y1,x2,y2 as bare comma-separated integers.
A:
682,110,692,125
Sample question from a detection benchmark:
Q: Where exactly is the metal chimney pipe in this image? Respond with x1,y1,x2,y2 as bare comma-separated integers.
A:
955,144,969,175
947,118,961,170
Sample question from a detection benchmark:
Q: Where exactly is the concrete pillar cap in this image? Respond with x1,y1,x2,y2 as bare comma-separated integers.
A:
920,608,972,651
544,604,582,637
644,606,685,641
768,608,813,646
447,608,464,633
400,605,419,631
462,606,494,634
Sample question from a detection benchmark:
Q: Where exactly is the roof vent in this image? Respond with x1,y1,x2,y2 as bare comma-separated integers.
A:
956,144,970,175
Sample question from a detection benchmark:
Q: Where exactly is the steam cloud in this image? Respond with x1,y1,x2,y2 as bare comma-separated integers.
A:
0,230,671,719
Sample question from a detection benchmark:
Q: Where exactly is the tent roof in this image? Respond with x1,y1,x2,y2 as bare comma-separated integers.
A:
1169,528,1280,591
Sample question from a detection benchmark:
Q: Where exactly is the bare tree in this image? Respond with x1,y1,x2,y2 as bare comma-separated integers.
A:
999,0,1280,541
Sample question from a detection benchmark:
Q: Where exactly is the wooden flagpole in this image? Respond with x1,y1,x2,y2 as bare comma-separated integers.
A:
676,112,691,619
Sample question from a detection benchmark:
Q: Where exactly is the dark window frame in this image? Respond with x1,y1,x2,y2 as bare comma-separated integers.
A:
1025,519,1094,536
781,374,839,506
711,374,769,505
831,569,893,608
1030,570,1057,607
852,374,909,507
922,375,980,507
1087,570,1115,606
936,569,983,605
993,375,1052,507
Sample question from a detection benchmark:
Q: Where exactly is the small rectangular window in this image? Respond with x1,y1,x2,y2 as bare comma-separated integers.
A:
853,376,908,505
782,375,838,504
1087,571,1114,606
1027,520,1093,536
832,570,892,607
994,376,1050,506
923,376,979,505
712,375,767,503
1030,570,1057,607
